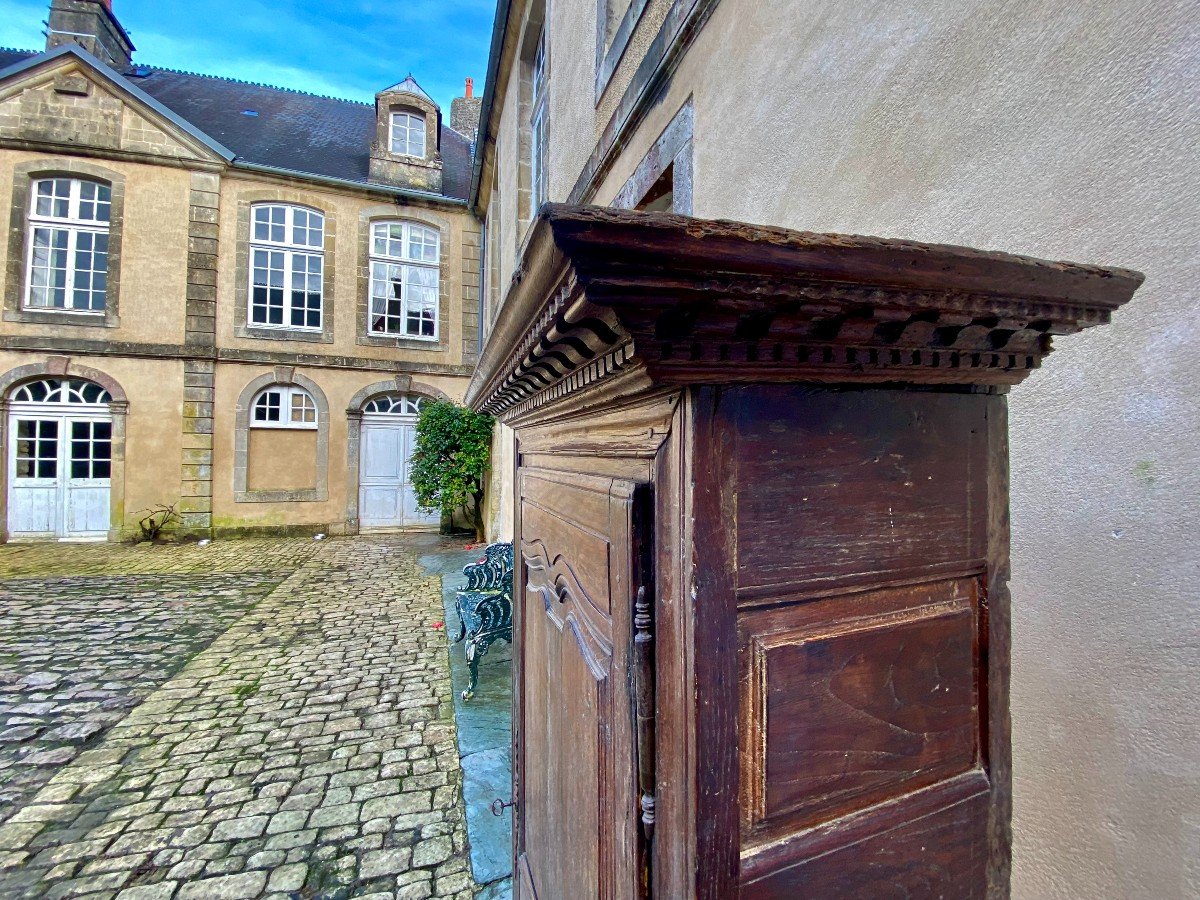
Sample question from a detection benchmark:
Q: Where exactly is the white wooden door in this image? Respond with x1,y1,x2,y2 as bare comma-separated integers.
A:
359,415,439,529
8,412,111,539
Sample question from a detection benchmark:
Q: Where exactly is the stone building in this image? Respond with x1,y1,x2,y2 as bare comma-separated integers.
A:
0,0,482,540
467,0,1197,897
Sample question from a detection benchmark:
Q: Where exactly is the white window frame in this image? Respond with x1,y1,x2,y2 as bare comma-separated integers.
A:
24,177,111,314
362,393,428,416
389,111,427,158
530,30,549,211
250,385,318,430
248,203,325,332
367,220,441,341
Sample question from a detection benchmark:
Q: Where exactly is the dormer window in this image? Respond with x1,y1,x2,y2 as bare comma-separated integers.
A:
390,112,426,158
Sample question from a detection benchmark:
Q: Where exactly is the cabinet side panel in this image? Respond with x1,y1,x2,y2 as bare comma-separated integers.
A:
734,387,988,599
730,385,996,895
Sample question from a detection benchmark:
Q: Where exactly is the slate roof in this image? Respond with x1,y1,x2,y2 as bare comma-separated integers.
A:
0,48,470,201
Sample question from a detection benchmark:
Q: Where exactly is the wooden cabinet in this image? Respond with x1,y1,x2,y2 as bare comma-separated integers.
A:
467,206,1142,899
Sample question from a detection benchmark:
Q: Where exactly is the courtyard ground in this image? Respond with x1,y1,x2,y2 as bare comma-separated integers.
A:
0,535,473,900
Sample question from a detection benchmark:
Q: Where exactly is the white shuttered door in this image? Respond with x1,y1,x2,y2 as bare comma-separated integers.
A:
359,410,439,530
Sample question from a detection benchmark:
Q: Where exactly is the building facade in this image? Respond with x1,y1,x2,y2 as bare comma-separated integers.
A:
469,0,1198,897
0,1,483,540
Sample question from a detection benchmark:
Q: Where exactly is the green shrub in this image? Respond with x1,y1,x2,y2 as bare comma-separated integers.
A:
410,401,494,540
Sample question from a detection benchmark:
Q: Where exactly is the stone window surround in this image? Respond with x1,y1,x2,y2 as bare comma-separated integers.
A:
516,2,548,238
233,190,336,345
234,367,329,503
4,159,125,329
356,205,453,350
595,0,651,102
613,96,694,215
374,97,442,169
0,358,128,542
343,375,451,533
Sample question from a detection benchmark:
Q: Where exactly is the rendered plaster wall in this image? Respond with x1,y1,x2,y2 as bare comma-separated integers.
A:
246,429,318,492
587,0,1199,895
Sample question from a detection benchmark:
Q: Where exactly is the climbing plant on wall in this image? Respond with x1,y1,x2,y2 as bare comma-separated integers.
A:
410,400,494,541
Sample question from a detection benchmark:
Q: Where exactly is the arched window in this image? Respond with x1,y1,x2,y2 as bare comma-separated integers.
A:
249,204,324,330
25,178,111,312
390,111,426,157
9,377,112,405
368,221,440,339
250,385,318,429
362,393,428,415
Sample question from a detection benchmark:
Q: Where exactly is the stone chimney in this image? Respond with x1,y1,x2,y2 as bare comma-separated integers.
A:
450,78,482,142
46,0,134,70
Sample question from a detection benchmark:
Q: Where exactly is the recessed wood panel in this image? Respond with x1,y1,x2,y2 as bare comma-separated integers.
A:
732,387,988,596
747,596,978,834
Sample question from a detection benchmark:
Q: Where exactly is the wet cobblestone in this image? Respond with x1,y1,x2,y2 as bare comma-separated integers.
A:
0,536,471,899
0,573,285,819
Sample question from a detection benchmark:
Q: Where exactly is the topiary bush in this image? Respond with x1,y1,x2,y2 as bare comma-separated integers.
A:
410,400,494,540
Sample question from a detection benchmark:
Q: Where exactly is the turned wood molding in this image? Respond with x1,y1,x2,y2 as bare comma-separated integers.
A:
466,205,1144,419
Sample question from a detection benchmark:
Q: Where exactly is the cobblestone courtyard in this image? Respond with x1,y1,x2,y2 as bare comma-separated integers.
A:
0,536,473,899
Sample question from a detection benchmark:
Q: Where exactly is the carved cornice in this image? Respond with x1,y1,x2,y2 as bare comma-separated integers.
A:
467,205,1144,419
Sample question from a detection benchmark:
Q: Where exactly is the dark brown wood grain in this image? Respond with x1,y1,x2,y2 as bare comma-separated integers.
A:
687,386,742,899
984,393,1014,897
742,774,991,899
464,206,1143,418
732,386,989,596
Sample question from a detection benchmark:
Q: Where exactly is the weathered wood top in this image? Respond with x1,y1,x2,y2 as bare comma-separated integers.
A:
466,205,1144,419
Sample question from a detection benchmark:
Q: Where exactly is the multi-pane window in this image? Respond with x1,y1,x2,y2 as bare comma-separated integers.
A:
390,112,426,157
10,378,112,404
249,204,324,330
362,394,427,415
530,30,549,211
25,178,111,312
15,420,59,479
251,386,318,429
69,421,112,479
368,221,440,339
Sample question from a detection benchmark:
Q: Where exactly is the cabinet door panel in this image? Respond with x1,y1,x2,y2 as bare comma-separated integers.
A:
515,467,651,900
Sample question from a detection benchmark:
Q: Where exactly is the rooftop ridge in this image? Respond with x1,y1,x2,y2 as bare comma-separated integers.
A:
133,62,375,107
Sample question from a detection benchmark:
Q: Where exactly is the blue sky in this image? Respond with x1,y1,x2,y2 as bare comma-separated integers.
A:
0,0,493,111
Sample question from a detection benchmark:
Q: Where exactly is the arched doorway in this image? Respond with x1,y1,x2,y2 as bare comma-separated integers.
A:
7,377,113,539
358,393,439,529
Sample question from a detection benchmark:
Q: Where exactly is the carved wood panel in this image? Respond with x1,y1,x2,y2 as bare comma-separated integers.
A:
515,466,649,900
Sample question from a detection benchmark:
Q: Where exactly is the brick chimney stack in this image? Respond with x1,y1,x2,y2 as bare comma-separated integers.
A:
46,0,135,71
450,78,483,142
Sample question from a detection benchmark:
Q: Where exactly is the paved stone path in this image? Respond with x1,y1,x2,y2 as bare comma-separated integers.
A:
0,536,472,899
